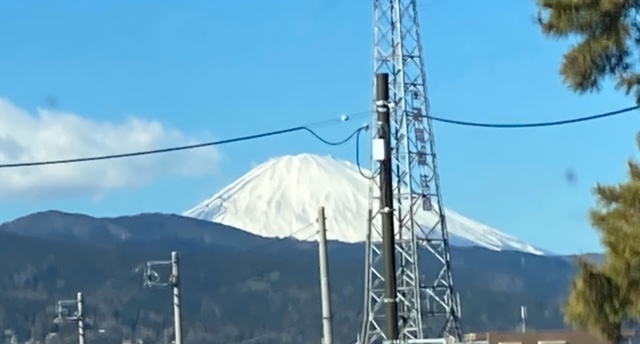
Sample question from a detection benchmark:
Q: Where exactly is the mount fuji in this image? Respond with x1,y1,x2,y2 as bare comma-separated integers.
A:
184,154,550,255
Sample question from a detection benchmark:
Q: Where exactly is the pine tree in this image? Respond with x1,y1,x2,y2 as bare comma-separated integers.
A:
564,133,640,342
536,0,640,102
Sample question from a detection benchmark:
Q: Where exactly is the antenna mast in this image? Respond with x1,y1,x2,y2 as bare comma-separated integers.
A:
360,0,463,342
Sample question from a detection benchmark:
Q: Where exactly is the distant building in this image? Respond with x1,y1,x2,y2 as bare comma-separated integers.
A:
462,329,636,344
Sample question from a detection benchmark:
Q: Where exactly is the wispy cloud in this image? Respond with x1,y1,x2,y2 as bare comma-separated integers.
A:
0,97,221,200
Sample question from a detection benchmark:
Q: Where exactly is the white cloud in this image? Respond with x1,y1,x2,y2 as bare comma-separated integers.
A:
0,97,221,200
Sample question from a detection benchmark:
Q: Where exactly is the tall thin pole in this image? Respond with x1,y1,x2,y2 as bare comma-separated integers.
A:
76,292,85,344
520,305,527,333
171,251,183,344
317,207,334,344
376,72,399,340
364,0,464,341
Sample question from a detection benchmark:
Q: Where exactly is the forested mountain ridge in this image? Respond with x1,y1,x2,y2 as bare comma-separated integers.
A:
0,211,577,343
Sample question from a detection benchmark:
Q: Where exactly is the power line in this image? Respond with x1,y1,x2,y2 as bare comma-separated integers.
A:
428,105,639,128
352,105,639,180
0,118,369,169
355,128,376,180
325,104,638,129
0,105,634,170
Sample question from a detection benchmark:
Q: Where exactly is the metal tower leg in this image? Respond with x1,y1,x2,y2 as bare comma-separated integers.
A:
360,0,463,342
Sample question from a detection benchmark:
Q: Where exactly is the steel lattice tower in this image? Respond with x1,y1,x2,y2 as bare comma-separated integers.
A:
359,0,463,343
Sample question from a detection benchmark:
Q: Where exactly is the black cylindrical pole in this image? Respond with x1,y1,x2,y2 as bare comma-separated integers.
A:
376,72,399,340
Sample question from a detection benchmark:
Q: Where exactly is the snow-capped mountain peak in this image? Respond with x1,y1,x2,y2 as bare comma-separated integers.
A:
184,154,550,255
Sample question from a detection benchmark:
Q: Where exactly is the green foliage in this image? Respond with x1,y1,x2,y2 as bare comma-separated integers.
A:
536,0,640,102
564,133,640,342
564,259,626,342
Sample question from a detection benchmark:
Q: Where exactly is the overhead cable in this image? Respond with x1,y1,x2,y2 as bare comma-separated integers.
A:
0,105,635,169
0,119,369,169
428,105,638,128
341,104,638,128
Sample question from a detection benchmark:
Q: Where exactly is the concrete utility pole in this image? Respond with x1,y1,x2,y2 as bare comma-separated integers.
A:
54,291,85,344
376,72,400,340
317,206,334,344
77,292,85,344
519,305,527,333
171,252,183,344
142,251,183,344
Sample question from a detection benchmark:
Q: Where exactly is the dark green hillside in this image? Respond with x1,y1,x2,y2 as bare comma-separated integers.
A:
0,212,577,343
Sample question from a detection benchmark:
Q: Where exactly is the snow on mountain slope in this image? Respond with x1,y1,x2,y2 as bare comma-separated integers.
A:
184,154,550,255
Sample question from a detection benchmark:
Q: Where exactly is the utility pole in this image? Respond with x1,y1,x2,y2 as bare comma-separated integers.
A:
317,206,334,344
77,292,85,344
519,305,527,333
362,0,463,342
142,251,183,344
54,292,85,344
376,72,400,340
171,252,183,344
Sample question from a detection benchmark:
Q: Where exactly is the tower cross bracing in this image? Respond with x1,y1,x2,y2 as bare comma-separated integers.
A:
360,1,463,343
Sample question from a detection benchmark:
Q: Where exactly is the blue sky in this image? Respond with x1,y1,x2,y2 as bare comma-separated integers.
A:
0,0,636,255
